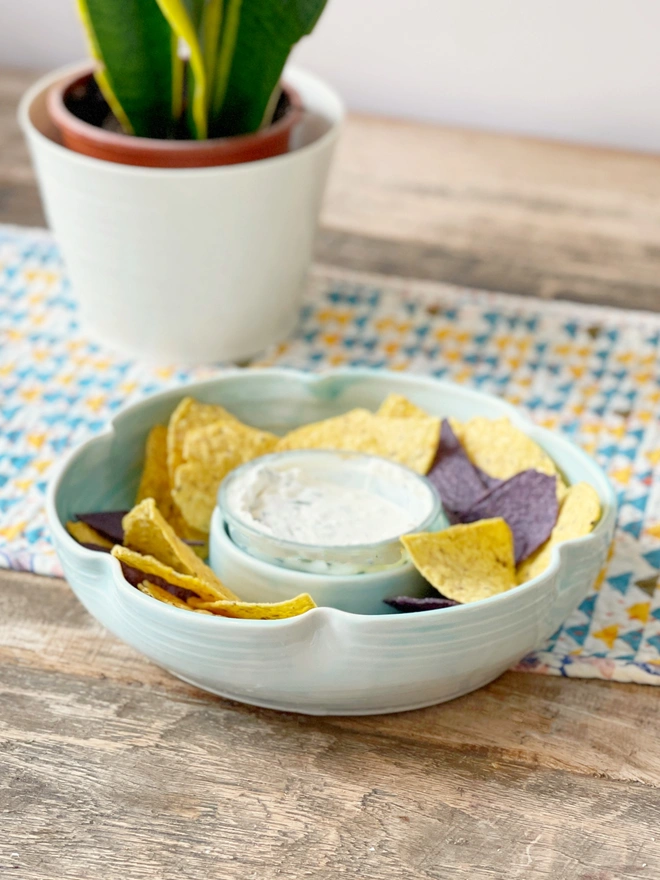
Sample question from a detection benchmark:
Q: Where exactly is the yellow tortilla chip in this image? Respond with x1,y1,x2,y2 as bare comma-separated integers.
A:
447,416,463,435
136,424,208,553
276,409,441,474
402,518,516,603
183,420,277,466
137,582,211,613
113,545,229,603
517,482,601,583
136,424,170,508
455,416,557,479
188,593,317,619
377,394,430,419
122,498,237,599
172,452,242,534
172,420,279,532
167,397,239,484
454,416,567,501
137,580,192,610
66,520,114,549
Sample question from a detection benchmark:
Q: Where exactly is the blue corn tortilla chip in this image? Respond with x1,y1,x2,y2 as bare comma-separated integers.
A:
80,542,113,554
460,469,558,563
475,468,502,491
384,596,461,613
120,562,199,603
427,420,491,522
76,509,205,547
76,510,128,544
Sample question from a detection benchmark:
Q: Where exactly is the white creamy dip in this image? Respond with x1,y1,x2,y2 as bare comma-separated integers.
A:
221,451,440,571
228,464,420,546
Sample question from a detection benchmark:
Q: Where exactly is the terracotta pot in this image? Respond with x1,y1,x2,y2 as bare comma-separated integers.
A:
46,67,304,168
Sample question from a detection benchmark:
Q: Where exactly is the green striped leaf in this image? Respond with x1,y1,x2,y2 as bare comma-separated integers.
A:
201,0,224,87
76,0,175,138
209,0,329,137
154,0,208,139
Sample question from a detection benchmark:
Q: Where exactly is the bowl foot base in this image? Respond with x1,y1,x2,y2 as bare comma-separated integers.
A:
166,667,509,716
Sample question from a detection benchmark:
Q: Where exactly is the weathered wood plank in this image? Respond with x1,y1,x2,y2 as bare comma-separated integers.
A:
320,117,660,309
2,570,660,789
1,660,659,880
0,68,42,186
0,180,45,227
0,67,46,226
314,227,660,311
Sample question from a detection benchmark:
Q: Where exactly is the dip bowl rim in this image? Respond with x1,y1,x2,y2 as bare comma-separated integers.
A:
218,446,442,562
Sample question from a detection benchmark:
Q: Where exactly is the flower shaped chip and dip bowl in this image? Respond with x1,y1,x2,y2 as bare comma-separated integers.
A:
47,368,616,715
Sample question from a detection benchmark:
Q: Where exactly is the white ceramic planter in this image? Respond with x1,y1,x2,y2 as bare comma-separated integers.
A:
19,64,343,364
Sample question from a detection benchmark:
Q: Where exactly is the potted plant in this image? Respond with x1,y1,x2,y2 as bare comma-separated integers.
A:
19,0,343,364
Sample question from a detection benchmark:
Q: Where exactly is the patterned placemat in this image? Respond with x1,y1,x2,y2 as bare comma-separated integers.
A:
2,224,660,684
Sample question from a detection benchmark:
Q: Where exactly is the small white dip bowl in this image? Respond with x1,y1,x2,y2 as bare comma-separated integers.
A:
213,449,442,613
210,516,432,614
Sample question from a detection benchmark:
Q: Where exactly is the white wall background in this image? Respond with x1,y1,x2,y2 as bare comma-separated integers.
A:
2,0,659,152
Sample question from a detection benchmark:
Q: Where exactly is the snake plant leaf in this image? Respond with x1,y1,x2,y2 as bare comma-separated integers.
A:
154,0,209,139
209,0,243,123
183,0,206,27
209,0,329,137
174,0,207,136
76,0,175,138
200,0,224,86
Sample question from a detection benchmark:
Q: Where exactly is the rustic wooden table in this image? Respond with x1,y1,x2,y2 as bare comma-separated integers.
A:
2,67,660,880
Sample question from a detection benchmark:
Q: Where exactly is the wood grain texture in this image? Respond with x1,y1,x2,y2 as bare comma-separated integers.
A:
2,658,659,880
2,570,660,879
0,68,45,227
318,119,660,309
3,65,660,878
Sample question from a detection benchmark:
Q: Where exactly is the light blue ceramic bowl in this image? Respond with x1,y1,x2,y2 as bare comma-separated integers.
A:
47,368,616,715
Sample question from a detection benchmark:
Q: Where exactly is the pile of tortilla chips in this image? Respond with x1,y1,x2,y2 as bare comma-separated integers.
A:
148,394,441,538
66,391,602,616
380,395,602,609
66,498,315,619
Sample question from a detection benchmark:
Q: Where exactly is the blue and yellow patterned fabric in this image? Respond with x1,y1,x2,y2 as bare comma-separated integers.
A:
1,226,660,683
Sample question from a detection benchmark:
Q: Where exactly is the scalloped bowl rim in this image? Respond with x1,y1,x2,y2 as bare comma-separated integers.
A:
46,367,617,629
